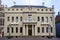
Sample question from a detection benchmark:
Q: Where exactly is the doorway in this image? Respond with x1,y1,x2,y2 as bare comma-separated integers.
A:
28,25,32,36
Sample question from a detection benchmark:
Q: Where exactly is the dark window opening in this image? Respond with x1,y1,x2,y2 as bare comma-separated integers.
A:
7,17,10,21
51,27,53,33
11,27,13,33
16,27,18,33
42,27,44,33
38,27,40,33
20,17,22,21
46,27,48,33
7,27,9,33
38,17,40,21
20,27,22,33
42,17,44,22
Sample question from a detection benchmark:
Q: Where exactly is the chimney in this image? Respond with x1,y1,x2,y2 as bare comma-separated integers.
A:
58,12,60,15
13,1,16,5
42,2,45,6
52,5,54,9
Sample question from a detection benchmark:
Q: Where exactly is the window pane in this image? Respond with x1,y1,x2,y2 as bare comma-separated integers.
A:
38,27,40,33
16,27,18,33
16,17,18,22
46,17,48,22
28,15,32,21
12,17,14,22
11,27,13,33
51,27,53,33
46,27,48,33
42,27,44,33
20,17,22,21
7,17,10,21
50,17,52,21
38,17,40,21
20,27,22,33
42,17,44,22
7,27,9,33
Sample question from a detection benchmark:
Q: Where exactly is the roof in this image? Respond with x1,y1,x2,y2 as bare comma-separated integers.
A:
11,5,47,8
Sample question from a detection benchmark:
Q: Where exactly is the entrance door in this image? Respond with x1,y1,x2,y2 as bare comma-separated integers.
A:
28,25,32,36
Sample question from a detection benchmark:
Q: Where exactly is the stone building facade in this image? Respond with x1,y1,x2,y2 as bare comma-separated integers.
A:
4,5,56,37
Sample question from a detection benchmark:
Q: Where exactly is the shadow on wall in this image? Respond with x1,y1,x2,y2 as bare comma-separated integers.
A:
56,23,60,37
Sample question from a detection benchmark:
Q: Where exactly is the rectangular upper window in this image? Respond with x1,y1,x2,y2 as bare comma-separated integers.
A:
50,17,52,21
28,15,32,21
41,17,44,22
16,17,18,22
38,17,40,21
7,17,10,21
20,17,22,21
12,17,14,22
46,17,48,22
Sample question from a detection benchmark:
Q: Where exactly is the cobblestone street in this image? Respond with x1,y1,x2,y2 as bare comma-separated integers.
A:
0,37,60,40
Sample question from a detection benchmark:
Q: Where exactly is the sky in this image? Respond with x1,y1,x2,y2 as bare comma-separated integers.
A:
1,0,60,15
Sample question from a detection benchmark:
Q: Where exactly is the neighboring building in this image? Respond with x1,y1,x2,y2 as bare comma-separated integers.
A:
55,12,60,37
0,0,4,37
55,12,60,23
4,5,56,37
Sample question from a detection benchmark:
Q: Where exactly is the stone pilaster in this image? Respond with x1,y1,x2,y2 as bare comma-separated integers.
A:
23,24,25,36
35,24,37,36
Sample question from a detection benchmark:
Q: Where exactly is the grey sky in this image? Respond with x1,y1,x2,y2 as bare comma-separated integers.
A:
1,0,60,15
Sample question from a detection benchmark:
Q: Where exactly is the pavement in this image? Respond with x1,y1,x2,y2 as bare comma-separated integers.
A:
0,37,60,40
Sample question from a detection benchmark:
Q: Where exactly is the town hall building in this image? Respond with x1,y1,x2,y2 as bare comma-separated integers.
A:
0,0,56,38
4,5,56,37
